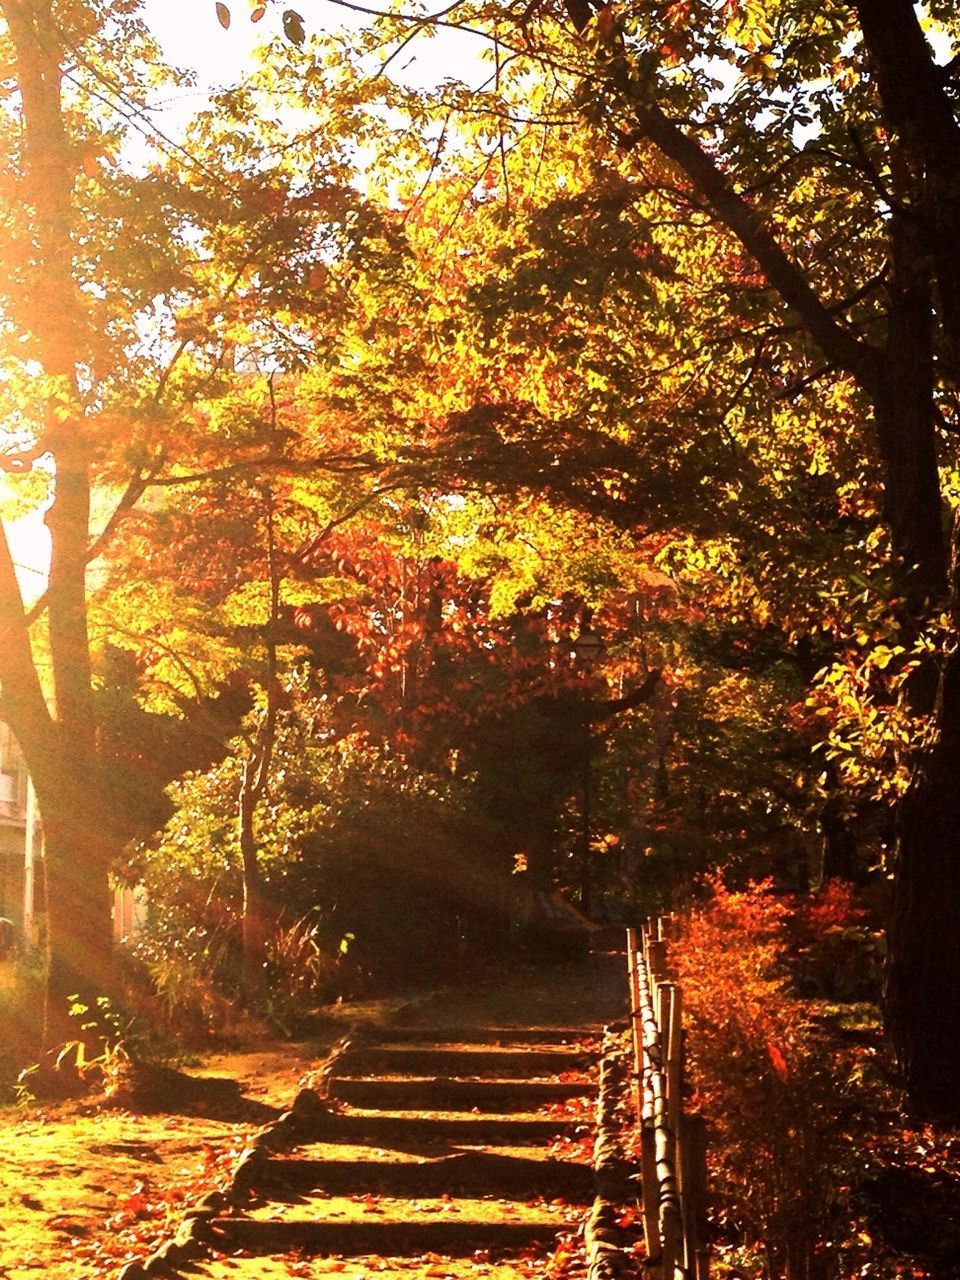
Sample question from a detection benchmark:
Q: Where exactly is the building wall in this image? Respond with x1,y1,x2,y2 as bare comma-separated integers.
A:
0,721,146,946
0,722,28,928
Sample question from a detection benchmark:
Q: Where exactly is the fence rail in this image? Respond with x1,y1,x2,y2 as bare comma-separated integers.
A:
627,920,709,1280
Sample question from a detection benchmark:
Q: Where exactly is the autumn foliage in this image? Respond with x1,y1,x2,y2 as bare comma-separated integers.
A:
671,879,858,1280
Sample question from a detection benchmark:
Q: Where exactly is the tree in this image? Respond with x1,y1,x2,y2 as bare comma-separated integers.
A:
561,0,960,1120
0,0,405,1038
333,0,960,1116
0,0,175,1037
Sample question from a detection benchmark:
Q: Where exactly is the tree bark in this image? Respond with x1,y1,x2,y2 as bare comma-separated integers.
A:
239,489,281,989
853,0,960,1113
1,0,115,1039
40,771,115,1046
239,768,270,990
871,214,946,603
886,515,960,1120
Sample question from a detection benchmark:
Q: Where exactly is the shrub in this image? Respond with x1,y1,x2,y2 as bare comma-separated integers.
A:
786,879,883,1002
259,914,364,1033
125,902,240,1040
672,878,856,1280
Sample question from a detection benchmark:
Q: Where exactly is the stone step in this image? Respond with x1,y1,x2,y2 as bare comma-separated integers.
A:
340,1045,591,1078
372,1025,596,1046
257,1150,594,1200
297,1110,585,1149
209,1214,565,1256
327,1076,590,1112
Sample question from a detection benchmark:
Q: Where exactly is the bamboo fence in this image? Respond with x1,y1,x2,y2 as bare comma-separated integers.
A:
627,919,709,1280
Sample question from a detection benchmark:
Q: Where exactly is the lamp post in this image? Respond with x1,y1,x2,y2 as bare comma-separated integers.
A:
571,625,605,669
572,624,605,919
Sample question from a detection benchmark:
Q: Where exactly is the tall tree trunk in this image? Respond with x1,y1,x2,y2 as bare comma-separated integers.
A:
239,768,270,990
886,515,960,1119
870,214,946,606
849,0,960,1114
239,488,281,990
40,773,115,1046
1,0,113,1041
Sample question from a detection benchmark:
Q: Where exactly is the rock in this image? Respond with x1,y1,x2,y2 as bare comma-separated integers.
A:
230,1146,266,1195
143,1239,183,1274
174,1215,208,1249
194,1190,226,1212
250,1125,280,1151
291,1086,324,1117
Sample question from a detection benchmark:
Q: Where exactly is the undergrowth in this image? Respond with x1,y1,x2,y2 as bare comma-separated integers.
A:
671,877,868,1280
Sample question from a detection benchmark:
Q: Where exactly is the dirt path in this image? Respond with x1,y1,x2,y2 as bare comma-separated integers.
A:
0,957,627,1280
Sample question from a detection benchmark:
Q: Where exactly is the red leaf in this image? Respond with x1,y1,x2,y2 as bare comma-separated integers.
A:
767,1043,789,1080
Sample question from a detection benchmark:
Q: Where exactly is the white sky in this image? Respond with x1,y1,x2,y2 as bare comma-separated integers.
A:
141,0,491,98
8,512,48,599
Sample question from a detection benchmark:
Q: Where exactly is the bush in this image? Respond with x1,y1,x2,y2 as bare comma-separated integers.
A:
294,782,511,986
786,879,883,1002
125,902,241,1040
671,878,857,1280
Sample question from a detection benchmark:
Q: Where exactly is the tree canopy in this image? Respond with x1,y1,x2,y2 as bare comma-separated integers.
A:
1,0,959,1118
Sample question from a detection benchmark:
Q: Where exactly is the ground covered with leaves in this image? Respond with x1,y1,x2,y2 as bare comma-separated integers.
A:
0,961,622,1279
0,1037,324,1278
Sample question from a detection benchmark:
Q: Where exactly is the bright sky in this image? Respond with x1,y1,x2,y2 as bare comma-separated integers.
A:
8,512,49,601
140,0,490,99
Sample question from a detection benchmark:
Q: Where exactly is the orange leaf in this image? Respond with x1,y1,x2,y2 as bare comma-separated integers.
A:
595,3,618,38
767,1043,789,1080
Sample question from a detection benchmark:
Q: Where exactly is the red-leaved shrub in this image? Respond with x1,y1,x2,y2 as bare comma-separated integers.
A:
672,878,853,1280
786,879,882,1001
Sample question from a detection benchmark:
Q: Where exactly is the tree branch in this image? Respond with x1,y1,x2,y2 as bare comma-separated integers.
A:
0,442,48,473
610,82,883,397
594,668,662,719
0,521,55,766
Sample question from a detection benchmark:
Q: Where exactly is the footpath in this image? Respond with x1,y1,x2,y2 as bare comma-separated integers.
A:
122,954,628,1280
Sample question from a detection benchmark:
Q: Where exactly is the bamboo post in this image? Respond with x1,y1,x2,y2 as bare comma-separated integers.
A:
681,1112,709,1279
663,983,683,1137
648,939,667,1026
641,1084,660,1268
628,928,660,1267
628,920,708,1280
648,938,667,981
627,929,643,1125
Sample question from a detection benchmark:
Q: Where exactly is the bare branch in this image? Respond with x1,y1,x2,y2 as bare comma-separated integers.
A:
143,453,385,488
